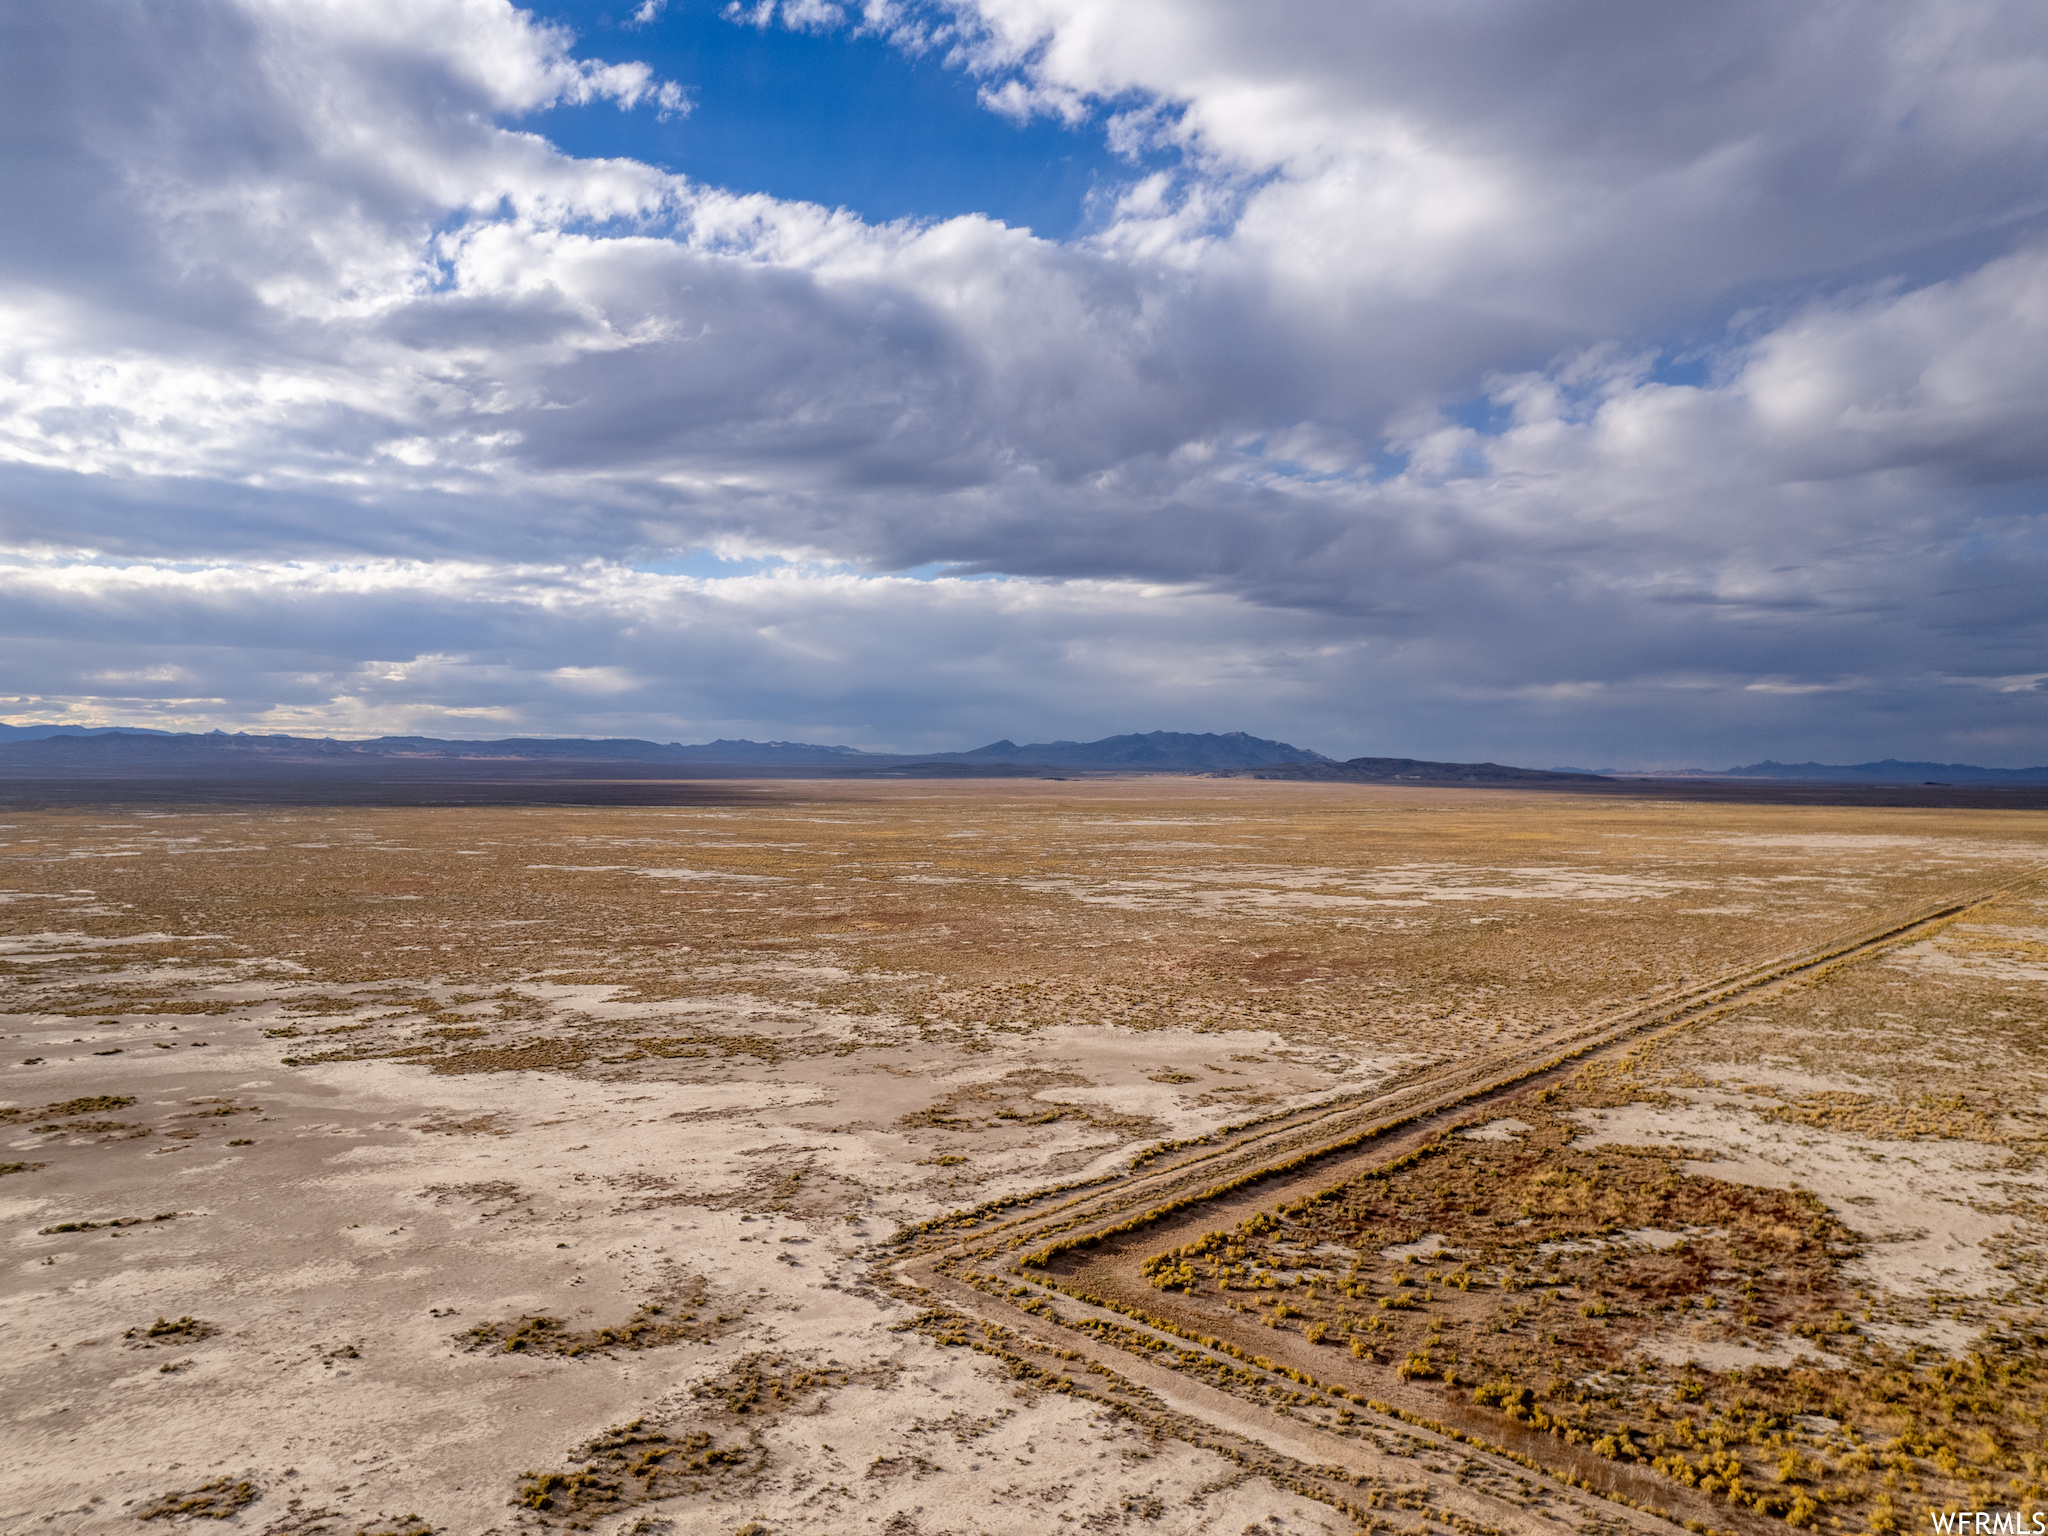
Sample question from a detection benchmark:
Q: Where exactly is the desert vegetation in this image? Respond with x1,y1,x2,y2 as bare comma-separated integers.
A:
3,781,2044,1533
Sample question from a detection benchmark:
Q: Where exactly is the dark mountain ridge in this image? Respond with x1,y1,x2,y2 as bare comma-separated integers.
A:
0,727,1324,775
1711,759,2048,784
9,726,2038,784
0,722,177,740
1559,759,2048,783
944,730,1327,770
0,731,873,769
1224,756,1607,785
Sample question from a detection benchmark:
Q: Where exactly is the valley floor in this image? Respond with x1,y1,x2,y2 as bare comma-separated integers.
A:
4,780,2044,1535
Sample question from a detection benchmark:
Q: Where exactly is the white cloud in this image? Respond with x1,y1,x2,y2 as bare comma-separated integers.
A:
725,1,846,33
0,0,2045,762
0,555,1368,748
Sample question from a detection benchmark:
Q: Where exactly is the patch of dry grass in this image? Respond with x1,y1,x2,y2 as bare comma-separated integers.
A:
513,1356,893,1528
1115,881,2048,1535
462,1278,738,1357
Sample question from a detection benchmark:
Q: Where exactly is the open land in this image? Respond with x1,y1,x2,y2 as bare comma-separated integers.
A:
4,779,2046,1536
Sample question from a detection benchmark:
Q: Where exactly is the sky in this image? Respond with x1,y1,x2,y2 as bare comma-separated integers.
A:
2,1,2047,766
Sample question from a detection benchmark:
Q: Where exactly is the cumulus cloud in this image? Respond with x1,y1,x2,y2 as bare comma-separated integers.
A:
1,0,2046,762
0,556,1376,750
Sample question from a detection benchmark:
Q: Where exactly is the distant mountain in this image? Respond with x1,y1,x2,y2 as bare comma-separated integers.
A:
348,735,868,762
0,727,1320,776
1709,759,2048,784
0,730,365,764
655,739,866,760
0,722,177,740
12,725,2041,799
1554,758,2048,783
1228,755,1607,785
0,731,878,769
936,730,1327,770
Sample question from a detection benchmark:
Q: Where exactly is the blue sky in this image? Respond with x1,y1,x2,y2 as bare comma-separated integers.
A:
529,1,1147,235
2,0,2047,765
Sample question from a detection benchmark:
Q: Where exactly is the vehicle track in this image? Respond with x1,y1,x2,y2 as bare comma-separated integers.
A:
890,871,2042,1535
901,876,2034,1263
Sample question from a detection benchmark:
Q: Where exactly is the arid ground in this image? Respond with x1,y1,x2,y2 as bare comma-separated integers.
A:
5,780,2046,1536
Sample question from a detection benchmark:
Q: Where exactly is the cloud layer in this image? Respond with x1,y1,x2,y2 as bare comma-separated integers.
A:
2,0,2045,763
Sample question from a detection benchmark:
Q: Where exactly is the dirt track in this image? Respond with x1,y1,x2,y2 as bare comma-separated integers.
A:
897,871,2045,1536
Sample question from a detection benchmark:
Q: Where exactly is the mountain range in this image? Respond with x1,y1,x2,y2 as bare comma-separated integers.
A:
3,724,2044,783
0,727,1325,775
944,731,1327,770
0,722,177,739
1555,758,2048,784
1225,756,1605,784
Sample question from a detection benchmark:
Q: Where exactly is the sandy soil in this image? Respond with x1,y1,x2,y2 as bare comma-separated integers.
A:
1014,839,2048,1536
5,780,2046,1534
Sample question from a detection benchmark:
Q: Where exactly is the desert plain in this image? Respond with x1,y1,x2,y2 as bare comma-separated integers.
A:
4,778,2047,1536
